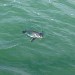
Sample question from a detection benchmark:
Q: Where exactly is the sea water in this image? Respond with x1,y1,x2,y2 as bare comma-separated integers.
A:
0,0,75,75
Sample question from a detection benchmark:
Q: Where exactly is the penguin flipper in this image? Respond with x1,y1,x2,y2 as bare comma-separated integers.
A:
31,38,36,42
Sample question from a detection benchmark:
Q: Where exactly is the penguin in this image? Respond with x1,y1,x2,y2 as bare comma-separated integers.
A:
22,30,43,42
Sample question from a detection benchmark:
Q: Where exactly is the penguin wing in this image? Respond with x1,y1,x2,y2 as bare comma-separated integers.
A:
31,38,36,42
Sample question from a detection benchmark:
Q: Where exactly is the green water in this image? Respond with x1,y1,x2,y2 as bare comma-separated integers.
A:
0,0,75,75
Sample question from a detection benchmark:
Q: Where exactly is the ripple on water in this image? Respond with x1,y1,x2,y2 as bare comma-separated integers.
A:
67,0,75,5
0,65,30,75
52,2,75,18
0,33,21,49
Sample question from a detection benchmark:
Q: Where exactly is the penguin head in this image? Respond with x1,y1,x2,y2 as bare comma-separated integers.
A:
39,32,43,38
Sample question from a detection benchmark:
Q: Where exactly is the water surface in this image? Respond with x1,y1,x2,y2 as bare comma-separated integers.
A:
0,0,75,75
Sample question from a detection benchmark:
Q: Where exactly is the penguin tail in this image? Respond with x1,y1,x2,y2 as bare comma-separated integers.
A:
22,30,27,33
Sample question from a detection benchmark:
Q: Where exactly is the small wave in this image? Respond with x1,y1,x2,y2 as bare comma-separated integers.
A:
0,40,19,49
0,65,30,75
52,2,75,18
